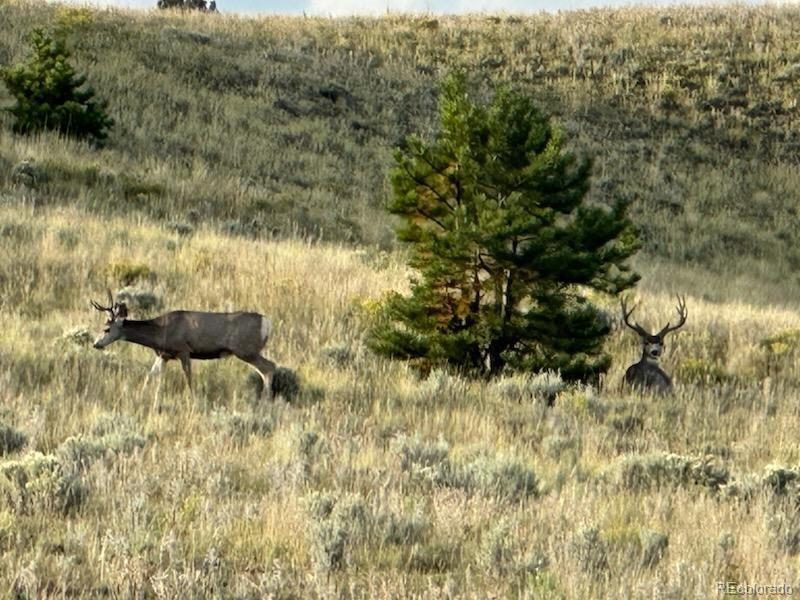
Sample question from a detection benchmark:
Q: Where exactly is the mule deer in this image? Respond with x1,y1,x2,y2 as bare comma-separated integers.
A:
91,292,276,402
621,295,687,394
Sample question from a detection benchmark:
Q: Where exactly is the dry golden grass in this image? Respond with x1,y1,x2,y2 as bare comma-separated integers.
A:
1,201,800,597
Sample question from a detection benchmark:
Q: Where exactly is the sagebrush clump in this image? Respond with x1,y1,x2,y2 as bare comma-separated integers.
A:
305,491,370,573
609,452,730,493
393,435,538,501
392,434,450,472
570,526,609,575
0,452,86,514
211,409,273,446
493,371,566,405
114,286,162,314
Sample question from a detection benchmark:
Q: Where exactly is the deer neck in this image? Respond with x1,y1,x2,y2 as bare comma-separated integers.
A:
640,350,661,365
120,319,168,352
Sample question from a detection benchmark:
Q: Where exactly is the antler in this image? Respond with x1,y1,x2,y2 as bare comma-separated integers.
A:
620,296,650,337
90,290,115,313
90,299,111,312
657,295,687,337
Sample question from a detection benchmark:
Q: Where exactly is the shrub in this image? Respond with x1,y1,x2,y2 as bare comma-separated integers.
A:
90,412,137,437
718,474,759,502
0,221,33,243
493,371,566,405
393,436,538,501
478,519,515,575
115,286,162,313
378,510,430,545
0,423,27,456
609,452,729,493
309,519,348,573
55,6,94,35
248,366,301,401
755,329,800,376
570,526,608,575
766,510,800,556
640,530,669,568
57,430,145,473
211,409,273,446
167,221,194,237
10,160,42,187
105,261,153,287
272,366,301,400
608,414,644,436
57,228,80,249
391,434,449,471
304,491,370,573
676,357,730,384
2,30,113,144
57,413,145,473
412,369,471,405
270,427,327,487
408,541,458,572
443,452,539,502
543,433,580,459
762,464,800,499
318,344,354,368
0,452,87,514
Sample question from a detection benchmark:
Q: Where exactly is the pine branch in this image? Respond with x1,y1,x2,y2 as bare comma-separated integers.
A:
401,163,456,213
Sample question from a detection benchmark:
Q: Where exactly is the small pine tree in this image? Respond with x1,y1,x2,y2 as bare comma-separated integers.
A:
368,73,640,381
1,29,113,145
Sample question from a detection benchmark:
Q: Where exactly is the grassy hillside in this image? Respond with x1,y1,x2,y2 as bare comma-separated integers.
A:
2,1,800,297
2,0,800,597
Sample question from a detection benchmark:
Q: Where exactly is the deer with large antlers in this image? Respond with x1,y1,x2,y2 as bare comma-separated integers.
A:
620,295,687,394
91,292,276,404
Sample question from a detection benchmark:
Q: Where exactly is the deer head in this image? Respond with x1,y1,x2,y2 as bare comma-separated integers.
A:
621,295,687,360
91,290,128,349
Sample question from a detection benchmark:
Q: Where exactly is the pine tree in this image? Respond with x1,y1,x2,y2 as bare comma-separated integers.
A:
157,0,209,9
368,73,640,381
1,29,113,145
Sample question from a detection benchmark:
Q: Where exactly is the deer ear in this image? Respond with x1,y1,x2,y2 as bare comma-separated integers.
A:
116,303,128,319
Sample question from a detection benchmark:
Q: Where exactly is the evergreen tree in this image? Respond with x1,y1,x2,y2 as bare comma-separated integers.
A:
157,0,209,9
368,73,640,381
1,29,113,145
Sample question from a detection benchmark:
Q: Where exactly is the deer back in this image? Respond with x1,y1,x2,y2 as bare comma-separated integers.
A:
152,311,270,356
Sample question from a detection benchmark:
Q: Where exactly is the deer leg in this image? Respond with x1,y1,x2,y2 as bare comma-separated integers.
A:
241,354,276,401
144,355,165,414
179,354,193,397
142,355,164,392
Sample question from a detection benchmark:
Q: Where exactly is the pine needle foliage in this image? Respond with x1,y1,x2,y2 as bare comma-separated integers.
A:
369,73,640,381
1,29,113,145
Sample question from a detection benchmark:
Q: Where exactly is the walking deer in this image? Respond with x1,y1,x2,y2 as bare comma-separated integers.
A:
91,292,276,402
621,295,687,394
